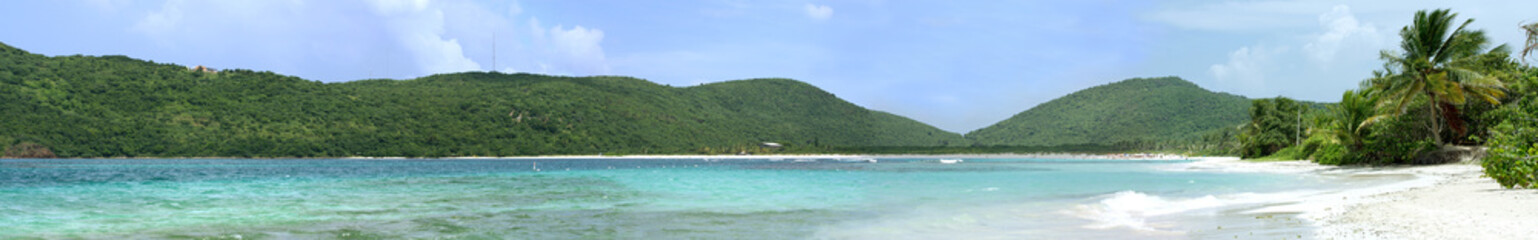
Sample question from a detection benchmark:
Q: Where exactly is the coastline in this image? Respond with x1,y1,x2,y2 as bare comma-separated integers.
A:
3,152,1191,160
1184,157,1538,240
1310,162,1538,240
9,154,1533,238
387,152,1191,160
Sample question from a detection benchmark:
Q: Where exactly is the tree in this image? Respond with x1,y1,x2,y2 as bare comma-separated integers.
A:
1367,9,1507,146
1240,97,1302,158
1326,90,1380,149
3,142,56,158
1523,22,1537,63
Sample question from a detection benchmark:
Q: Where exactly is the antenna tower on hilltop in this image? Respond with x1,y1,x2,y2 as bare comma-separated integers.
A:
492,30,497,73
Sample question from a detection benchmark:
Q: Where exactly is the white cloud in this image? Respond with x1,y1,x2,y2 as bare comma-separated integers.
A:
367,0,483,74
1302,5,1385,66
527,17,545,39
118,0,616,79
368,0,429,14
399,14,483,74
546,25,609,74
127,0,487,77
1209,46,1280,91
1157,0,1538,72
804,3,833,20
508,2,522,16
131,0,184,38
84,0,132,13
1168,2,1408,100
520,17,611,75
1145,0,1328,32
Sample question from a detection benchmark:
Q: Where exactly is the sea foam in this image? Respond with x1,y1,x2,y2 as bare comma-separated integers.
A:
1065,190,1321,233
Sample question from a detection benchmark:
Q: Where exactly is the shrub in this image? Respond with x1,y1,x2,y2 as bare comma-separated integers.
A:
1356,110,1435,164
3,142,56,158
1254,145,1309,161
1483,140,1537,188
1482,99,1538,188
1312,143,1351,165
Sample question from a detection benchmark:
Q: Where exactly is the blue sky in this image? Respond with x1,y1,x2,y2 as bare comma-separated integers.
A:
2,0,1535,133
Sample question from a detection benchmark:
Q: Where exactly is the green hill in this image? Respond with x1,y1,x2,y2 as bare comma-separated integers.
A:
0,42,963,157
965,77,1250,147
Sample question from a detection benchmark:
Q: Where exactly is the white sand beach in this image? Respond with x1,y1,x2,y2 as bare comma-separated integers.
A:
1181,157,1538,240
1311,163,1538,240
413,152,1189,161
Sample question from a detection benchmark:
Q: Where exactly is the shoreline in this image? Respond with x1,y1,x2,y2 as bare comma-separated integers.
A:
1309,162,1538,239
1183,157,1538,240
431,153,1191,160
4,153,1196,161
8,154,1531,238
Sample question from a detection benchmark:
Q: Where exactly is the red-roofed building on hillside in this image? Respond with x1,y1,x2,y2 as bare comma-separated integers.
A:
190,65,218,73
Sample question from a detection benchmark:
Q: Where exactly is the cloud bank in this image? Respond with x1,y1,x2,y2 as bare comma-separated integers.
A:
804,3,833,20
119,0,609,80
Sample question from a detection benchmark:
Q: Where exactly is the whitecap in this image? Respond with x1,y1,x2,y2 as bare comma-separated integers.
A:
1063,190,1322,233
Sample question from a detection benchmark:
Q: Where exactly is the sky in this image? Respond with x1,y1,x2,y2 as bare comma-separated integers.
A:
2,0,1536,133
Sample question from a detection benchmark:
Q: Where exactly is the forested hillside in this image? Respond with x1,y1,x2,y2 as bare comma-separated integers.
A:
0,42,964,157
965,77,1250,148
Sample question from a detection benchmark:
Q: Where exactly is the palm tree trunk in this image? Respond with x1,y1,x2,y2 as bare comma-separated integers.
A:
1441,102,1465,142
1426,95,1444,146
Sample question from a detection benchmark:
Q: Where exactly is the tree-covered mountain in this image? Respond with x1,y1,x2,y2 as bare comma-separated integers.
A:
965,77,1251,147
0,42,964,157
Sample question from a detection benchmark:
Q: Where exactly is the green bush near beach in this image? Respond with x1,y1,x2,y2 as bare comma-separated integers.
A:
1485,122,1538,188
1482,68,1538,188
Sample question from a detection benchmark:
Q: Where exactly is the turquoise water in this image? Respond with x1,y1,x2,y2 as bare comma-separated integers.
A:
0,158,1386,239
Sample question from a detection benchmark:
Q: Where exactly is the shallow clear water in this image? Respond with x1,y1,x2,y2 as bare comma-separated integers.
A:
0,158,1392,239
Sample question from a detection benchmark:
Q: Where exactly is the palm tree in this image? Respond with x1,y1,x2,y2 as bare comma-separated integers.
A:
1368,9,1507,146
1323,90,1379,149
1523,22,1537,63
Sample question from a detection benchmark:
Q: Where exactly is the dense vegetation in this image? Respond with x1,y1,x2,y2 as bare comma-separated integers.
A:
1239,9,1538,188
0,40,1270,158
965,77,1250,154
1483,21,1538,188
0,42,965,157
1238,97,1307,158
5,10,1533,188
1485,81,1538,188
1237,97,1338,158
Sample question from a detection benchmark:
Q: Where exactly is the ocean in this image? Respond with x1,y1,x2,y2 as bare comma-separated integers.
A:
0,158,1403,239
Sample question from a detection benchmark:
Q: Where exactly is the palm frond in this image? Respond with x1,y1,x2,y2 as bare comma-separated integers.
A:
1489,43,1512,55
1360,114,1397,129
1430,14,1473,63
1384,79,1421,113
1444,28,1489,61
1447,67,1503,87
1521,22,1537,63
1445,67,1507,105
1474,88,1505,105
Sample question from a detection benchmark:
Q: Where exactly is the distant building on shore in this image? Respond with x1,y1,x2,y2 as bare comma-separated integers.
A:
190,65,219,73
759,142,782,148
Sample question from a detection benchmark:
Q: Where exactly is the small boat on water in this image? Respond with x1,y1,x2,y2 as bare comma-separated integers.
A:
938,159,963,164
